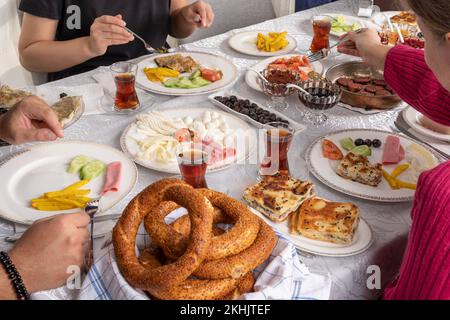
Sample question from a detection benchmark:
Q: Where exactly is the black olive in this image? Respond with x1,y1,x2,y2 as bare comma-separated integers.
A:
355,138,365,146
364,139,373,147
372,139,382,148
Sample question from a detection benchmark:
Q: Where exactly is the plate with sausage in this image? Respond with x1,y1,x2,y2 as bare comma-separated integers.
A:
306,129,441,202
0,141,138,225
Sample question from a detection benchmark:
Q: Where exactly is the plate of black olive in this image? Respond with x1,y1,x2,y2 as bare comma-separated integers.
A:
209,92,305,133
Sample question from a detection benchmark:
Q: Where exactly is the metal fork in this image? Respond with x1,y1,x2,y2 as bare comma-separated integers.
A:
124,27,174,54
83,198,101,272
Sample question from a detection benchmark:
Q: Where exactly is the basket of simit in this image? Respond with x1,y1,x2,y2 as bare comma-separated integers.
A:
88,178,327,300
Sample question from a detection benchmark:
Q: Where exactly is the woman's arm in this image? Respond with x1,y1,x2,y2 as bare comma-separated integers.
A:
19,14,133,73
169,0,214,39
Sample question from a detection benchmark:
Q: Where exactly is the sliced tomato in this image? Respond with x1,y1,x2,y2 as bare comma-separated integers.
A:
322,139,344,160
174,129,199,143
201,69,223,82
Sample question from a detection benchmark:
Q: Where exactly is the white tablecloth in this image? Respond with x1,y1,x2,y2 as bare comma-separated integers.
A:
0,0,413,300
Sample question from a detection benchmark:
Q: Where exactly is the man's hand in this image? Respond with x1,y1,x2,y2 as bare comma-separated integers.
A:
8,213,90,293
0,96,64,145
87,14,134,57
181,0,214,28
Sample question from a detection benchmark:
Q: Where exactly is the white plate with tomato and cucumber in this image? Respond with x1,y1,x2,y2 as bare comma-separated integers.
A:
136,52,238,96
306,129,442,202
0,141,138,225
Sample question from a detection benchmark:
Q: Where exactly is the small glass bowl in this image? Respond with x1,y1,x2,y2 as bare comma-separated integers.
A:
296,79,342,125
259,69,300,111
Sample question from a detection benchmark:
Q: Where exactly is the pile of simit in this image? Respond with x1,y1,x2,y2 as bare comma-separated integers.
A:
113,179,277,300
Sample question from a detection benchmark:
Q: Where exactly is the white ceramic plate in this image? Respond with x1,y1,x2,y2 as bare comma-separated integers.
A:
120,107,257,174
323,14,379,37
306,129,441,202
245,54,324,93
251,209,373,257
33,88,85,130
136,52,238,96
0,141,138,225
228,31,298,57
402,107,450,142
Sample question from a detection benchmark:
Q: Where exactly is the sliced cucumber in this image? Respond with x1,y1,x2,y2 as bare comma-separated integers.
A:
164,78,179,88
80,160,106,180
68,155,91,174
351,145,372,157
189,69,201,80
340,138,356,152
192,77,211,87
176,77,197,89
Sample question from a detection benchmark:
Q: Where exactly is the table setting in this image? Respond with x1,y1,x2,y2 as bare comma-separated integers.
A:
0,0,448,301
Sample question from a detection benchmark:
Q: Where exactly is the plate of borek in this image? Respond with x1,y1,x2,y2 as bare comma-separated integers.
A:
121,107,257,174
136,52,238,96
245,54,324,93
243,174,373,257
306,129,441,202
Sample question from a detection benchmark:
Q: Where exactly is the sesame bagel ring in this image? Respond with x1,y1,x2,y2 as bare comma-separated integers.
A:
193,219,277,280
139,246,240,300
113,179,214,289
145,189,261,261
220,272,255,300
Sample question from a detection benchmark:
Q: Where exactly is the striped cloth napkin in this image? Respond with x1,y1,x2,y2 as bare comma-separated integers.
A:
75,224,331,300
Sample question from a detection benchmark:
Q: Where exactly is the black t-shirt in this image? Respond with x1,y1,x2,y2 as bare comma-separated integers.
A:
19,0,171,81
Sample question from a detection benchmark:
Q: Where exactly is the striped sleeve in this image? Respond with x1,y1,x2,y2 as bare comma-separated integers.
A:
384,45,450,126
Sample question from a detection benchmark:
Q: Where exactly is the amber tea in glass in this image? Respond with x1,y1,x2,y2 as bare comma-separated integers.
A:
177,148,209,189
310,16,332,53
110,62,140,112
259,123,294,177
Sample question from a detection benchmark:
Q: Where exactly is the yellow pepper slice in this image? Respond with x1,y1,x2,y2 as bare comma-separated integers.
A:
382,170,399,190
44,189,91,198
63,180,90,192
391,164,410,179
396,180,417,190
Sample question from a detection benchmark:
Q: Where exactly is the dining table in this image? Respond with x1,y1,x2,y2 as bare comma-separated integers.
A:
0,0,417,300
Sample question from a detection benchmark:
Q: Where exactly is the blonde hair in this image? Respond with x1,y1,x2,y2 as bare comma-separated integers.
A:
407,0,450,39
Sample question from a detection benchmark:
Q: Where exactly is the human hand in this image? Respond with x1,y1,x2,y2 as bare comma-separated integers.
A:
337,28,382,59
0,96,64,145
181,0,214,28
8,213,90,293
87,14,134,56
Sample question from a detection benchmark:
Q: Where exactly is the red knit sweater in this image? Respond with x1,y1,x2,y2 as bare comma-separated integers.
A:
384,45,450,126
382,45,450,300
383,162,450,300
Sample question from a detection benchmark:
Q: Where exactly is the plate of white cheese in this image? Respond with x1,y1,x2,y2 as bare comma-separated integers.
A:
120,107,258,174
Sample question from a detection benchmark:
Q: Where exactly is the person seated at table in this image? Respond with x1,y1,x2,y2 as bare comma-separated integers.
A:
338,0,450,300
0,98,89,300
18,0,214,81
